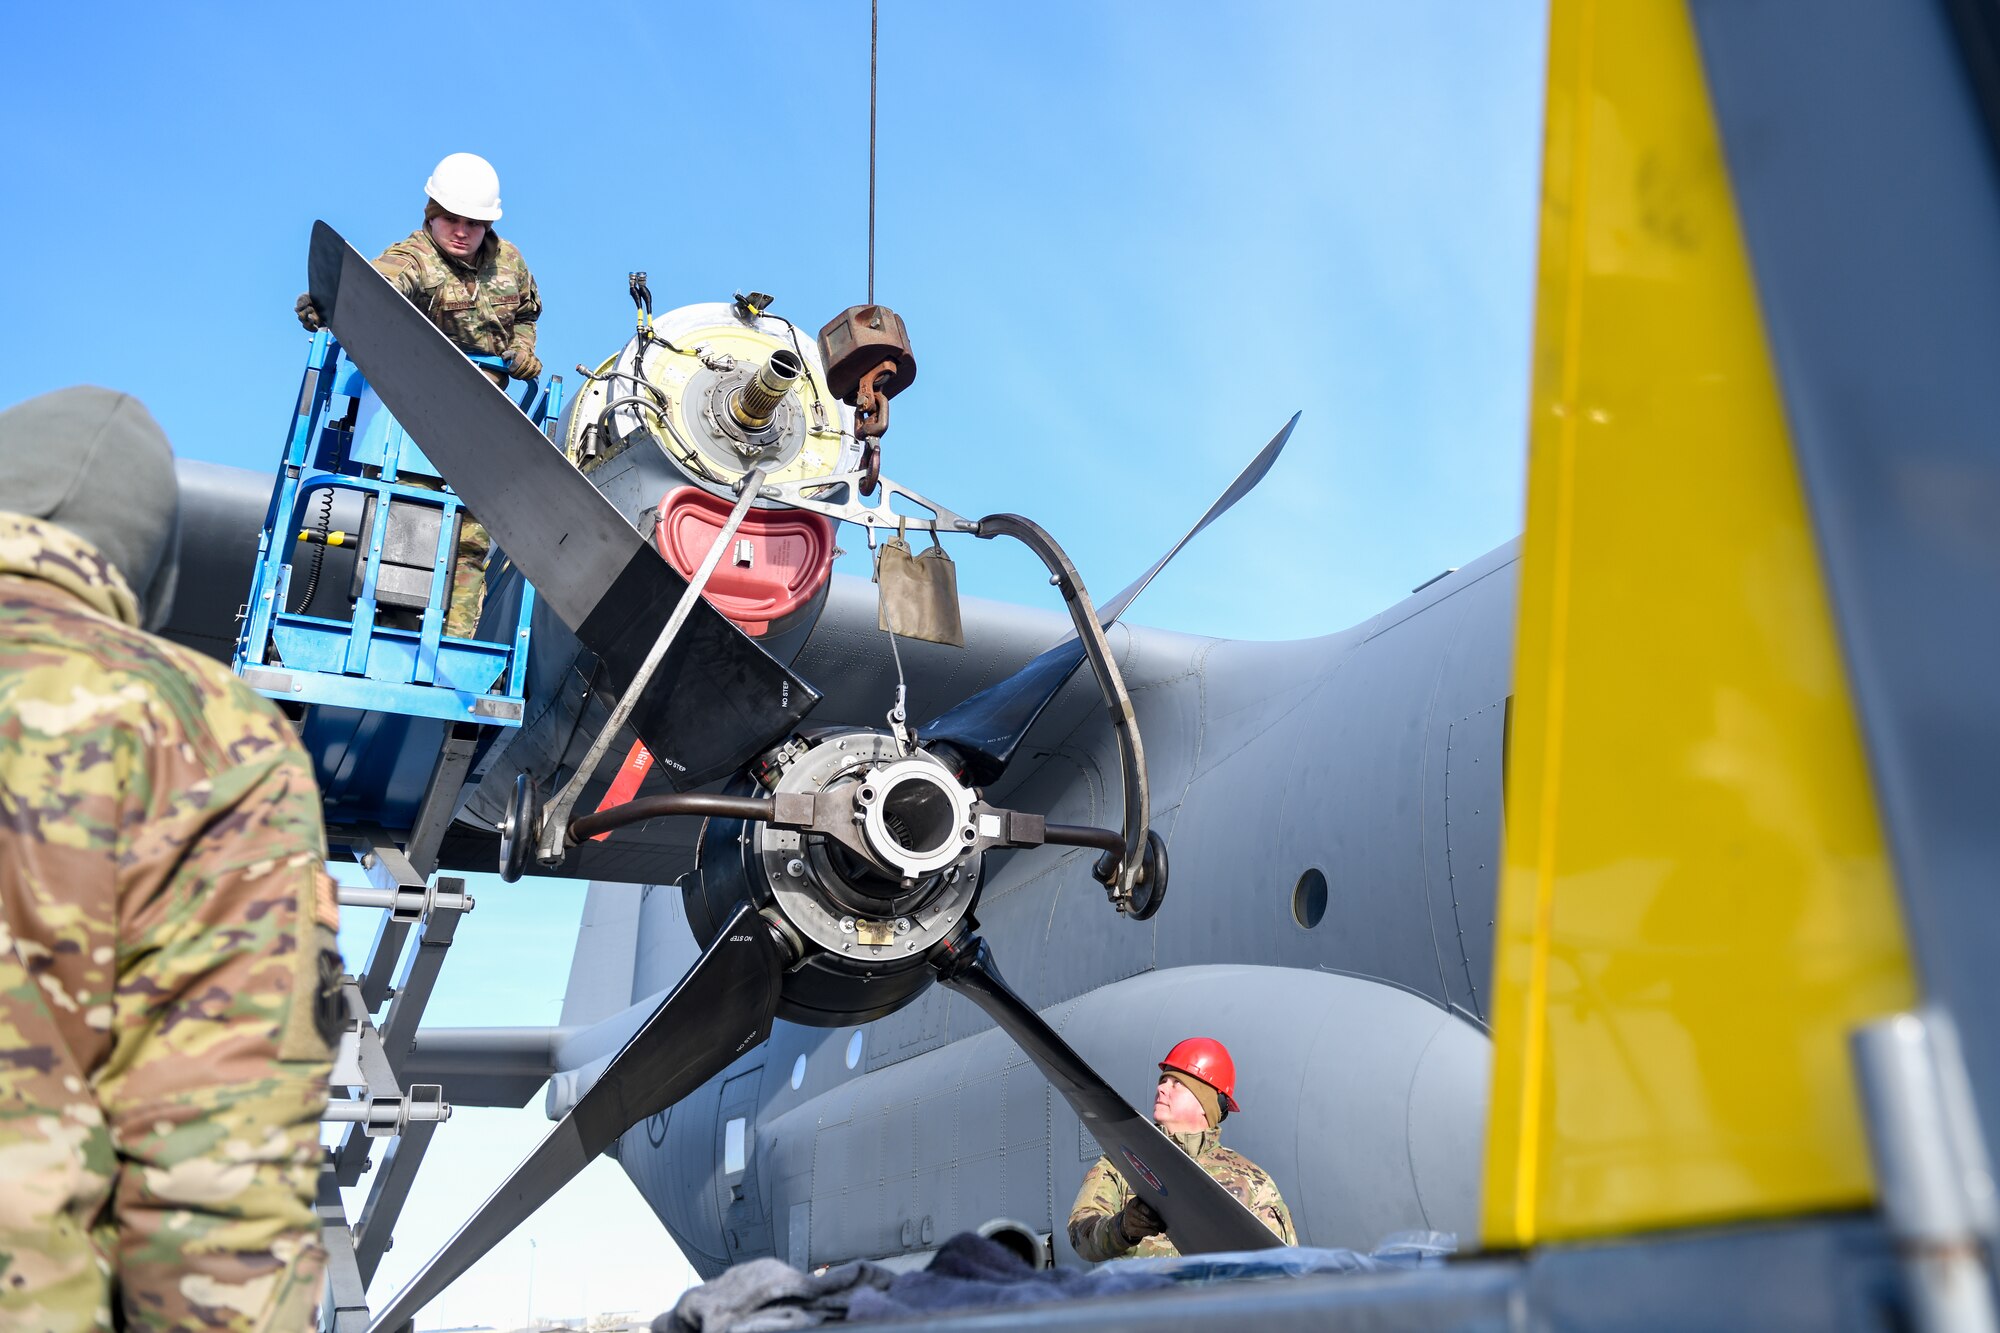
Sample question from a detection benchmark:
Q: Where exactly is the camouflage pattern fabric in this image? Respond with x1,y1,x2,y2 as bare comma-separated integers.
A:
1067,1128,1297,1262
0,513,340,1331
444,513,491,640
372,226,541,373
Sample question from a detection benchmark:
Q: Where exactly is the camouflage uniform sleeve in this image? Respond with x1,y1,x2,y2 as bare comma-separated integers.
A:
504,257,541,366
98,675,339,1331
1243,1163,1297,1246
1067,1156,1138,1262
371,238,429,303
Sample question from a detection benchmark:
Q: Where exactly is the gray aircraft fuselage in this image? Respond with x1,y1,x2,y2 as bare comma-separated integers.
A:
551,537,1517,1275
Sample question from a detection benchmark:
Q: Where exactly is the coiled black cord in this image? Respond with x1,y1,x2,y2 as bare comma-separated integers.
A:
289,486,335,614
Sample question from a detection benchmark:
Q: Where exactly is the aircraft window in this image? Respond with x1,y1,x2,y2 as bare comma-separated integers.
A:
791,1053,807,1090
1293,868,1328,929
845,1030,864,1069
724,1117,747,1175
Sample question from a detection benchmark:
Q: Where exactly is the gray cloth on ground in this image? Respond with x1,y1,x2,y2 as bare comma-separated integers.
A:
0,385,181,628
846,1232,1174,1320
654,1256,895,1332
657,1233,1174,1332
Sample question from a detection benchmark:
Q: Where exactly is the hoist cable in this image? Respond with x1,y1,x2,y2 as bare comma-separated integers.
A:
869,0,879,305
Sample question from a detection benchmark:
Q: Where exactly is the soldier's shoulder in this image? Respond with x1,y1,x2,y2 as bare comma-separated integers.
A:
494,236,532,273
378,229,431,257
376,232,440,273
1209,1144,1277,1182
3,597,297,772
149,635,305,772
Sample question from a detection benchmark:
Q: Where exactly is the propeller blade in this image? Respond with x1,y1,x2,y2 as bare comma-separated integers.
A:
934,937,1285,1256
365,903,786,1332
307,221,818,787
923,414,1298,784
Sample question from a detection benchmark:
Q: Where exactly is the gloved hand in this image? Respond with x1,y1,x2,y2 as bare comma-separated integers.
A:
295,293,324,332
505,349,542,382
1116,1195,1165,1246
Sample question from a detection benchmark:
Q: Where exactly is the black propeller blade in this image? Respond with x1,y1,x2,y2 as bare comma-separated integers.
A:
366,903,787,1332
924,413,1298,784
307,221,818,788
934,937,1284,1255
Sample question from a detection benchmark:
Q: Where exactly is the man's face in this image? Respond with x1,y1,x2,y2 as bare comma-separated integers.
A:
1152,1075,1208,1134
429,211,488,259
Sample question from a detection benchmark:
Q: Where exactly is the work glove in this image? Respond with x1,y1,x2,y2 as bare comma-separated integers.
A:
1116,1195,1165,1246
295,293,324,332
505,349,542,382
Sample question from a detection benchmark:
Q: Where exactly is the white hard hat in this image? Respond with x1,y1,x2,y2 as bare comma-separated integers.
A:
424,152,503,222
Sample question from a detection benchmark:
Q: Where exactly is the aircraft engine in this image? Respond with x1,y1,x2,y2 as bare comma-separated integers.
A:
686,730,985,1027
557,298,858,651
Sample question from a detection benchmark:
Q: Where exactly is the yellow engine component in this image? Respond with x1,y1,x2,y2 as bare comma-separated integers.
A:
562,304,854,490
1481,0,1917,1246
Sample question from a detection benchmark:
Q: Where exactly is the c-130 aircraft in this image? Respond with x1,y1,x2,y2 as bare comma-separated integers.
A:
163,223,1502,1330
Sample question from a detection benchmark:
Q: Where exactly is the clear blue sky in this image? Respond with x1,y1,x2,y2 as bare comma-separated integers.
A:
2,2,1548,1326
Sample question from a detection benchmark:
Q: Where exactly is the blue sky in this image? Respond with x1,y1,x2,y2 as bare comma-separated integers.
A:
3,2,1547,1326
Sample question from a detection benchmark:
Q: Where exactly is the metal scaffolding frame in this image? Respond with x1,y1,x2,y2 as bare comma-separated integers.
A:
318,742,479,1333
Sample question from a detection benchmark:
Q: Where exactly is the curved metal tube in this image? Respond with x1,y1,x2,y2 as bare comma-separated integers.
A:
567,792,776,844
1042,823,1126,857
974,513,1151,910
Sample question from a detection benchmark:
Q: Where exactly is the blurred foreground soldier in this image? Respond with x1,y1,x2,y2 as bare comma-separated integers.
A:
1067,1038,1296,1261
0,387,341,1331
294,151,542,637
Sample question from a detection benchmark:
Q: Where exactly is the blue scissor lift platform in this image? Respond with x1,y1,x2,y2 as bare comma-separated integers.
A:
232,332,566,1332
235,329,558,832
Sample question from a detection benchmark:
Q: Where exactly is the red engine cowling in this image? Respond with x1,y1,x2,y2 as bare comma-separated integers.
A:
652,486,837,639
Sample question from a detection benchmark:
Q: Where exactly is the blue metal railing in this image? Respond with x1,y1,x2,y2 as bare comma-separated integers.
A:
234,333,562,827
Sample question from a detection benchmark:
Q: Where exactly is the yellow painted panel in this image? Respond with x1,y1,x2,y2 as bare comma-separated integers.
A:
1480,0,1917,1246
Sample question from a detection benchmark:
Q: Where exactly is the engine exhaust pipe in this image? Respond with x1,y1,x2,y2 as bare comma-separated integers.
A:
730,348,805,430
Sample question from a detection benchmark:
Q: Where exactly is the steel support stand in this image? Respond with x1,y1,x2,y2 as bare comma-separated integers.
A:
318,1168,372,1333
350,878,468,1280
1854,1010,2000,1333
321,827,473,1326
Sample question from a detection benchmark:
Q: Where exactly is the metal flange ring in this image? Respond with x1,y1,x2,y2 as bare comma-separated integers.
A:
857,758,976,879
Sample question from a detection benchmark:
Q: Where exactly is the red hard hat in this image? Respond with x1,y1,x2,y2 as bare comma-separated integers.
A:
1160,1037,1240,1113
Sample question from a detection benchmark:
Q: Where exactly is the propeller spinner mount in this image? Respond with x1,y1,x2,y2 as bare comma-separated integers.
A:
690,731,982,1027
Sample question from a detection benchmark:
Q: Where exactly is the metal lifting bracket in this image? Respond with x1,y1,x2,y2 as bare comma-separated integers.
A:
758,465,977,535
324,1081,452,1138
336,870,474,925
326,979,453,1161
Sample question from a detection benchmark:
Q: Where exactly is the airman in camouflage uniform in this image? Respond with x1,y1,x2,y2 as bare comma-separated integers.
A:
0,387,341,1331
295,153,541,639
367,214,542,377
1068,1042,1295,1262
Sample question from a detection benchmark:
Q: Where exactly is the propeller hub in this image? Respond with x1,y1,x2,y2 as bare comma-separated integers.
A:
855,758,976,879
691,730,982,1027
